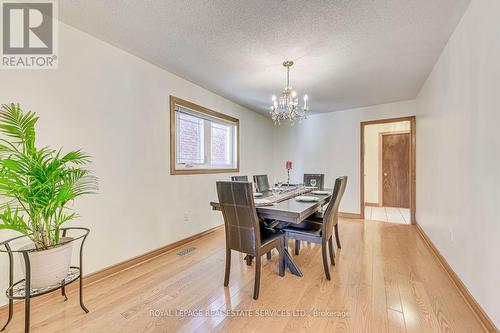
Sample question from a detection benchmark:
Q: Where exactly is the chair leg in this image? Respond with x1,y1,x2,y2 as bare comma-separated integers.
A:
266,251,272,260
328,237,336,266
278,241,285,277
295,240,300,255
334,224,341,249
321,243,331,280
224,249,231,286
253,256,261,299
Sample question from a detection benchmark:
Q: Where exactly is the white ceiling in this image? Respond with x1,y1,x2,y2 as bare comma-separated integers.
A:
59,0,470,115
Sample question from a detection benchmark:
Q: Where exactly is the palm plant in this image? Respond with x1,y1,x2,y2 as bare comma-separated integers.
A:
0,103,97,250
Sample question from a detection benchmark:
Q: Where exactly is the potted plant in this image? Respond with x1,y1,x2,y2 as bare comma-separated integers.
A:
0,103,97,289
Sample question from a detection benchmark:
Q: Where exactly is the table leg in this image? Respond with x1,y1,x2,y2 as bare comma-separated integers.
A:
284,249,303,277
24,298,30,333
61,280,68,301
0,299,13,331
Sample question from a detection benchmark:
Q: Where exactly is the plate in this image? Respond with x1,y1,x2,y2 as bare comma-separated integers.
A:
311,190,330,195
295,196,320,202
305,186,318,190
253,193,263,197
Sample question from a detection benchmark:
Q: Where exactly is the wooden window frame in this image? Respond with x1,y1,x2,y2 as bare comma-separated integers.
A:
170,96,240,175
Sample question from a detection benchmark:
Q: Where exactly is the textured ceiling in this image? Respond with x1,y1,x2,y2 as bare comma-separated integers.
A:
59,0,470,115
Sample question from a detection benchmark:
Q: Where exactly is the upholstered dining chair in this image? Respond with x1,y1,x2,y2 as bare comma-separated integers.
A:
231,175,248,181
283,176,347,280
303,173,325,190
216,181,285,299
306,176,347,250
253,175,270,193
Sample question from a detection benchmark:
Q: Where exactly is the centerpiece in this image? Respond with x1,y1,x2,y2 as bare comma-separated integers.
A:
286,160,293,186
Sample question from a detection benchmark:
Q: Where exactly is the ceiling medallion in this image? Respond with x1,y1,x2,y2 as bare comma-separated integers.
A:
270,60,309,125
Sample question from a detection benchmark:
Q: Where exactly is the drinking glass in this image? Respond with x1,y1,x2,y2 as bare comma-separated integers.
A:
310,179,317,188
272,181,279,195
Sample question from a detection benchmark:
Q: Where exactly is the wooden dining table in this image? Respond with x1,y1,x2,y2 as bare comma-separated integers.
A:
210,187,332,277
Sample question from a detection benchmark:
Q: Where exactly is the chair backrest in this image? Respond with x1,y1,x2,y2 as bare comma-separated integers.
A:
216,181,261,256
253,175,270,193
303,174,325,190
231,176,248,181
322,176,348,240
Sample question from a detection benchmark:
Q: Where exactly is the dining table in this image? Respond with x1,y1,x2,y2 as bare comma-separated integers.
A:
210,186,332,277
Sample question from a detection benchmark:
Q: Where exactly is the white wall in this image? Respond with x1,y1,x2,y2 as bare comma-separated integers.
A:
416,0,500,327
0,22,273,305
273,100,416,214
364,121,410,204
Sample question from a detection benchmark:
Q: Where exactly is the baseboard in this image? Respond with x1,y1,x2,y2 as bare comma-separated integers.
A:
83,224,223,286
0,224,224,314
364,202,380,207
339,212,361,219
415,223,499,333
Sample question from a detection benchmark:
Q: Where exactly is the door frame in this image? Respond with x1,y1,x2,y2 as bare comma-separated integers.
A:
378,130,410,207
360,116,416,224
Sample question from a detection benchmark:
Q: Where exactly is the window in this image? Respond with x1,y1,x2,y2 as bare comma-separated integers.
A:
170,96,239,174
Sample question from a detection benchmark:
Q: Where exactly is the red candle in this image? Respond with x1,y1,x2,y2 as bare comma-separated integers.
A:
286,161,293,169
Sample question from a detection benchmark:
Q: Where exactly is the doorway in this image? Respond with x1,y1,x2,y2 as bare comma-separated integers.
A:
360,117,416,224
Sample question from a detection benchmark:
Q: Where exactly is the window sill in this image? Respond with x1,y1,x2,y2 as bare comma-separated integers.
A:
170,167,240,175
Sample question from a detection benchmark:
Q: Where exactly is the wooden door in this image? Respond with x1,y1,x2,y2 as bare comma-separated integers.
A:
382,133,410,208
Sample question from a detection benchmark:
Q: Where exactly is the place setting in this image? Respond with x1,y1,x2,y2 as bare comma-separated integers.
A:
295,195,320,202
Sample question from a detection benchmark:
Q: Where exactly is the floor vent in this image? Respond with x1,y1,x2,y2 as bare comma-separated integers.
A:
177,247,197,256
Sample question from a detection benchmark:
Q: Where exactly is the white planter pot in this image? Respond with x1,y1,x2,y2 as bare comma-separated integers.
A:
19,237,74,289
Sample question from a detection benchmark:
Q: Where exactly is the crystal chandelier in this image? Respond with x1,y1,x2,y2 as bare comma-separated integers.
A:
270,60,309,125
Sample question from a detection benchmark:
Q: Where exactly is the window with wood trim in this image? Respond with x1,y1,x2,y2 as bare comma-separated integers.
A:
170,96,239,175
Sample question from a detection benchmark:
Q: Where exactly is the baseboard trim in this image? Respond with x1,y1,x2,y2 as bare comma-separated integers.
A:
415,223,498,333
83,224,224,286
339,212,362,219
364,202,380,207
0,224,224,314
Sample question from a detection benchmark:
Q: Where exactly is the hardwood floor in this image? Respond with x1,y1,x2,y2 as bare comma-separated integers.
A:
1,219,487,332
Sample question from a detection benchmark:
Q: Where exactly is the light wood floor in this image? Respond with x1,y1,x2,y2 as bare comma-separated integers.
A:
1,219,486,333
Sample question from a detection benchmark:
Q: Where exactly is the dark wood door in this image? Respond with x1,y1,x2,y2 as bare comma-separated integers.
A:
382,133,410,208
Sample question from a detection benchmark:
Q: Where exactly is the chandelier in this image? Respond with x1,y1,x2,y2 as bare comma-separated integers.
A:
270,60,309,125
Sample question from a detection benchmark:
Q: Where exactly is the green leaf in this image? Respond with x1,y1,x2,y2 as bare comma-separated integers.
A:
0,104,98,249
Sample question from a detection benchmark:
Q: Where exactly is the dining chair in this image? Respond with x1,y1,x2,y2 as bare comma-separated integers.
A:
306,176,347,250
216,181,285,299
253,175,270,193
303,173,325,190
283,176,347,280
231,176,248,181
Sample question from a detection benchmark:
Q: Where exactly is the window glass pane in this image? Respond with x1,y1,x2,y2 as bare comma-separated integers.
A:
177,112,204,164
211,122,231,165
172,98,238,174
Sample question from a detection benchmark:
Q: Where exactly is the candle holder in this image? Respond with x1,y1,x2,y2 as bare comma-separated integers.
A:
285,161,293,186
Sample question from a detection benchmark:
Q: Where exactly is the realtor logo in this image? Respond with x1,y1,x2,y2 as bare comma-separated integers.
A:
1,0,58,69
